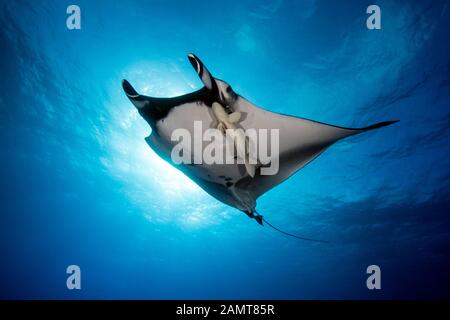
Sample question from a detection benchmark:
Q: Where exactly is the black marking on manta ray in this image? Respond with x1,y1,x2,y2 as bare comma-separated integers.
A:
122,80,217,124
226,182,233,188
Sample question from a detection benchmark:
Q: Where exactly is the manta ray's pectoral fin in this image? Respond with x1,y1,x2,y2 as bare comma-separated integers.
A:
344,120,399,135
234,114,399,202
122,77,216,129
122,80,148,109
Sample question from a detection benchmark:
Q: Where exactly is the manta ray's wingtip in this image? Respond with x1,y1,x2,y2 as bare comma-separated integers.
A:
122,79,139,98
365,120,399,130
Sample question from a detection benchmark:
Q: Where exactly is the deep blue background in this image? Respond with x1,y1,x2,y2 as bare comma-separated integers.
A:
0,0,449,299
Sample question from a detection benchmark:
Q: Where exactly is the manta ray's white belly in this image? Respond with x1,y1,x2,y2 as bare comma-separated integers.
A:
154,102,248,186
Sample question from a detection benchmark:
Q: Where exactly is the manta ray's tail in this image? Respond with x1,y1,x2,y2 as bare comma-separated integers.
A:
254,212,329,243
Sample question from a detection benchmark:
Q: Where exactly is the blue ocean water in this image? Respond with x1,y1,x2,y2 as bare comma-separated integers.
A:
0,0,449,299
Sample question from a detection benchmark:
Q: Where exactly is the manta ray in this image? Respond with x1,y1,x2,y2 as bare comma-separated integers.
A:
122,54,397,241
